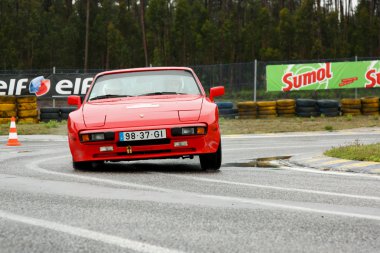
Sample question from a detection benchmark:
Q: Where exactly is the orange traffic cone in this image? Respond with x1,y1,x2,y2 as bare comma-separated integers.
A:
6,117,21,146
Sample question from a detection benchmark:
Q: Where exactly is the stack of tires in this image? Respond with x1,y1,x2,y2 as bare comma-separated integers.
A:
40,107,60,122
60,107,77,120
237,101,257,119
17,96,39,124
296,99,319,117
257,101,277,118
317,99,340,117
276,99,296,117
0,96,17,124
361,97,379,116
340,98,361,116
216,102,237,119
40,107,77,122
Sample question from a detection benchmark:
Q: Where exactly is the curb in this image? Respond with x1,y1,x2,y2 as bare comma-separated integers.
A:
290,153,380,175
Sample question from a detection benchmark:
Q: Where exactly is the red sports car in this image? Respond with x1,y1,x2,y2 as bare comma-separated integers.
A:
67,67,225,170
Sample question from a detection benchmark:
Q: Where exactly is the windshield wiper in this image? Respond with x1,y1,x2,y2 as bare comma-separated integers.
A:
138,92,185,96
89,94,132,101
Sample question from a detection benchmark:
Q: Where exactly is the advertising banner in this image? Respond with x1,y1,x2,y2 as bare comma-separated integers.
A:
0,73,95,97
266,60,380,92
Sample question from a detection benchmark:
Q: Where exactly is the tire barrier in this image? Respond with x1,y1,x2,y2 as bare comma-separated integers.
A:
59,107,77,120
0,96,17,125
0,96,16,103
340,98,361,116
17,103,37,110
296,99,319,117
18,109,38,118
216,102,234,109
276,99,296,117
40,112,60,122
0,103,16,111
237,101,257,119
361,97,379,116
218,108,238,119
0,118,12,124
317,99,340,117
257,101,277,118
17,96,39,123
16,96,37,104
215,102,236,118
40,107,77,122
18,117,39,124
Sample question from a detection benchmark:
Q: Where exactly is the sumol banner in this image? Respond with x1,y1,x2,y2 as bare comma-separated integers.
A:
266,60,380,92
0,74,95,97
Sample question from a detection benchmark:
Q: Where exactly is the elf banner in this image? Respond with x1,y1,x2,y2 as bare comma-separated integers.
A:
0,74,94,97
266,60,380,92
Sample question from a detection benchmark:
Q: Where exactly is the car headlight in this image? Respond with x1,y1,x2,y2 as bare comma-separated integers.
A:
171,127,207,136
80,132,115,142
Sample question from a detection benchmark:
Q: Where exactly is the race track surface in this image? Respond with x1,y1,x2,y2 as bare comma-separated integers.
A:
0,130,379,253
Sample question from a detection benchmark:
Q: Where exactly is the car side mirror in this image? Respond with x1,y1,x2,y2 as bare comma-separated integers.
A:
68,95,82,108
209,86,225,102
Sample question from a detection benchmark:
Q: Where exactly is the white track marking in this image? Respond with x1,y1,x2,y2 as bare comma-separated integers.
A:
277,165,380,179
24,156,380,221
222,131,380,139
0,210,184,253
203,194,380,221
27,156,175,193
159,174,380,201
224,144,331,151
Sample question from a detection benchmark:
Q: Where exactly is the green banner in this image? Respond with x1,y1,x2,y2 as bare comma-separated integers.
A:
266,60,380,92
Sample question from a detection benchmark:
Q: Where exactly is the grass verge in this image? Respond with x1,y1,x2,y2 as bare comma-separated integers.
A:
0,120,67,135
324,141,380,162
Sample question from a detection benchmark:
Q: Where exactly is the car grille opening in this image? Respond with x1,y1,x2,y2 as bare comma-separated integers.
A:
116,139,171,147
93,148,197,158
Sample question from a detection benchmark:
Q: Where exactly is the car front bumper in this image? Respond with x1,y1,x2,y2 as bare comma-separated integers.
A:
69,123,221,162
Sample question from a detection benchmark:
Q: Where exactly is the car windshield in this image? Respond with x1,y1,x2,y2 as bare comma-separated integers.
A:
88,70,201,101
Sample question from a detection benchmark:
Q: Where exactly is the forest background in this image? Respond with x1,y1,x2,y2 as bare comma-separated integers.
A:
0,0,379,71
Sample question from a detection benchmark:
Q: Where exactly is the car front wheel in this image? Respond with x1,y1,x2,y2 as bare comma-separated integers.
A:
72,161,104,170
199,143,222,170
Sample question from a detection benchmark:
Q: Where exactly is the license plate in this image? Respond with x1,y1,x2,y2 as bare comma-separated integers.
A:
119,129,166,141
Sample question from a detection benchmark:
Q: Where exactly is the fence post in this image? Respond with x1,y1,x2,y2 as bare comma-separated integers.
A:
254,59,257,102
355,56,358,99
53,66,56,108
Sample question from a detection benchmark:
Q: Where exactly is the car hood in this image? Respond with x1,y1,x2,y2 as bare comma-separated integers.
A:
82,95,204,128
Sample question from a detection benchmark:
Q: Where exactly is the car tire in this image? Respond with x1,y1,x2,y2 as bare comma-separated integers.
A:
319,107,339,114
297,111,320,117
276,99,295,107
73,161,104,170
40,112,60,120
60,107,77,113
61,113,69,120
216,102,233,109
321,111,340,117
317,99,339,108
40,107,60,113
200,144,222,171
296,99,316,107
296,106,318,113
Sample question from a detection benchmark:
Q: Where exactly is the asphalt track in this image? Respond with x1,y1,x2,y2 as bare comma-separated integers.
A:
0,129,379,253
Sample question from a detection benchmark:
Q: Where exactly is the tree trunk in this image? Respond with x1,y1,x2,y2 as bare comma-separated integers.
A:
84,0,90,72
140,0,148,67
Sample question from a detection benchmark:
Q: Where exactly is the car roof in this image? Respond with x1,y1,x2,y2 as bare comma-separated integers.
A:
94,67,194,79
